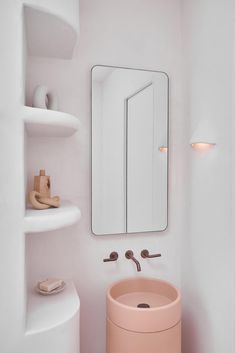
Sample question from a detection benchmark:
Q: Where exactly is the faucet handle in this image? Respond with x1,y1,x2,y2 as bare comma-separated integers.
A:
125,250,134,259
141,249,161,259
103,251,119,262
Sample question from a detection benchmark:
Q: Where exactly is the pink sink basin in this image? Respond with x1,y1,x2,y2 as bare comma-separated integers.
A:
107,277,181,333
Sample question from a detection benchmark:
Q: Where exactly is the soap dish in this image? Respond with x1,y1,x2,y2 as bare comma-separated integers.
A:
36,281,66,296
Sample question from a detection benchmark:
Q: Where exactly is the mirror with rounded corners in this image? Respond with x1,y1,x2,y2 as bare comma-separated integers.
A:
92,65,168,235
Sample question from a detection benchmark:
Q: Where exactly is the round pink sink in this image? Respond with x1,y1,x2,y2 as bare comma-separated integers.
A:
107,277,181,333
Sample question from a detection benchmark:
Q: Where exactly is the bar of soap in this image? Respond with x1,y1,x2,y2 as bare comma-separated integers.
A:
39,278,63,292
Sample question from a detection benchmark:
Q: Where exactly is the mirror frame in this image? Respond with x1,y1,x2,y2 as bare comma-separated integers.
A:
91,64,169,235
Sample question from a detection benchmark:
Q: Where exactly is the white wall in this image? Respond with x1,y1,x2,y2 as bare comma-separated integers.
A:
25,1,184,353
181,0,235,352
0,2,25,353
23,0,79,32
3,0,234,352
0,1,80,352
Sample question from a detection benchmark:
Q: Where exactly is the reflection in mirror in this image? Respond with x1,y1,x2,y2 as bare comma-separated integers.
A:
92,65,168,235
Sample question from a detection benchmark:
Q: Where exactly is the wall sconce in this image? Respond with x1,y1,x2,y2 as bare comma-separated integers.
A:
159,146,168,152
191,142,216,150
190,119,216,151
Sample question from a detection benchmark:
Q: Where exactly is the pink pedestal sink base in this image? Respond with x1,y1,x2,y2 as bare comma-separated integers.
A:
107,318,181,353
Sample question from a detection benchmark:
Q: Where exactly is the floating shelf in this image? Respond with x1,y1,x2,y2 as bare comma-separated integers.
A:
23,106,80,137
26,281,80,335
24,201,81,234
24,5,79,59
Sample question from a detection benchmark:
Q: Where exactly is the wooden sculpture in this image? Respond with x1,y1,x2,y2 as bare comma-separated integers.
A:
34,169,51,197
29,170,60,209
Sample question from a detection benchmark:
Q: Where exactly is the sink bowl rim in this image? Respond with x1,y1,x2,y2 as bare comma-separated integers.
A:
107,276,181,312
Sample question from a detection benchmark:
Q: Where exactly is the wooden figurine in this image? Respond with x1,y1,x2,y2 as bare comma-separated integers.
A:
34,169,51,198
29,191,60,209
29,169,61,210
29,191,50,209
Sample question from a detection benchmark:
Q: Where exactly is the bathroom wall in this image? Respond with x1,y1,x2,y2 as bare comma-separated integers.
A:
23,0,79,33
0,2,79,352
0,1,25,353
181,0,235,352
25,0,185,353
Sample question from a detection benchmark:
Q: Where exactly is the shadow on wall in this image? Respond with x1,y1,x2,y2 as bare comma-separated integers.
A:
182,290,215,353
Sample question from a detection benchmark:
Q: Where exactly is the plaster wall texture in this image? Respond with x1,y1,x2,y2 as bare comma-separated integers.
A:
25,1,184,353
0,2,25,353
2,0,235,353
0,0,80,352
23,0,79,32
181,0,235,352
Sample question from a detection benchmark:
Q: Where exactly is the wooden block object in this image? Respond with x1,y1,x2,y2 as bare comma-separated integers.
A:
29,191,50,209
34,169,51,198
29,191,61,209
38,195,60,208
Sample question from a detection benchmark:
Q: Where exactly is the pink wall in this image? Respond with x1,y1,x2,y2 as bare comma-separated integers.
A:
25,1,184,353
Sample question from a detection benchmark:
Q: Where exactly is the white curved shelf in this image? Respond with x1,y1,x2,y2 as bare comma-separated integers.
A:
24,5,79,59
23,106,80,137
24,201,81,234
26,281,80,335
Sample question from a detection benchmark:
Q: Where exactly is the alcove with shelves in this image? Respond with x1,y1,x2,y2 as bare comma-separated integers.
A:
22,3,81,349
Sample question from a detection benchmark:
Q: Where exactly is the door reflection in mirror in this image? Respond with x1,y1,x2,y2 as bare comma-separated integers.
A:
92,65,168,235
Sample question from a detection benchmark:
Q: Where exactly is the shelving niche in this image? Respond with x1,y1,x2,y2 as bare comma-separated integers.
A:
24,5,79,60
26,281,80,335
23,105,81,233
23,3,81,351
24,201,81,234
24,108,81,349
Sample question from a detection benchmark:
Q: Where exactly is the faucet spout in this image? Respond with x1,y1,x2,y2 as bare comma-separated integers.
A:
125,250,141,272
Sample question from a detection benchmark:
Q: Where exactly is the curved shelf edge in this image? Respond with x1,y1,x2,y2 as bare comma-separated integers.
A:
23,4,79,59
24,201,81,234
26,281,80,336
23,106,80,137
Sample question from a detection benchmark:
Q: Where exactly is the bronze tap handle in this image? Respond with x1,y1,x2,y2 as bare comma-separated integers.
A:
125,250,141,272
141,249,161,259
125,250,134,259
103,252,119,262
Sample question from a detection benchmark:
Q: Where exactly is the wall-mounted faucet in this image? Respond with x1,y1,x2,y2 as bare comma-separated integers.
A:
125,250,141,272
141,249,161,258
103,252,119,262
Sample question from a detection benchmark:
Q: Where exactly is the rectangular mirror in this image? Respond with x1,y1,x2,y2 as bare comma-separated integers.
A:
92,65,168,235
